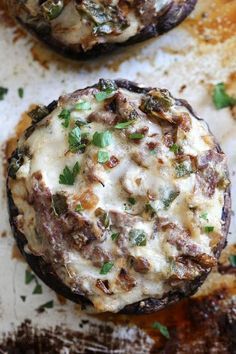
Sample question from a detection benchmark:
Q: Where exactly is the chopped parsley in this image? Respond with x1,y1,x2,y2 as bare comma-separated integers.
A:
58,108,71,128
204,226,214,233
114,120,135,129
152,322,170,339
150,149,157,155
129,229,147,246
170,144,181,154
129,133,145,140
41,0,63,20
213,83,236,110
75,203,83,212
0,86,8,100
100,262,114,275
68,127,82,152
95,80,117,102
200,212,209,221
92,131,112,148
59,162,80,185
145,203,156,218
163,190,180,209
175,163,192,178
111,233,119,241
37,300,54,311
97,150,109,164
75,101,91,111
33,284,43,295
25,269,35,284
18,87,24,98
128,197,136,205
229,255,236,267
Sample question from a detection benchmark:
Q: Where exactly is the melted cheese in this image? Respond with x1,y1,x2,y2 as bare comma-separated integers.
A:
10,85,227,313
20,0,171,49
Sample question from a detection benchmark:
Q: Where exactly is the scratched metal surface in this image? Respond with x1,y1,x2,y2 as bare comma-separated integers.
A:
0,0,235,352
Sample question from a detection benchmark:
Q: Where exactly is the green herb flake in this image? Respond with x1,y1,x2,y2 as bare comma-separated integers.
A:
100,261,114,275
68,127,81,152
75,203,83,213
213,83,236,110
18,87,24,98
150,149,157,155
170,144,181,154
129,229,147,246
25,269,35,284
58,109,71,128
33,284,43,295
163,191,180,210
204,226,214,233
145,203,156,218
41,0,64,20
128,197,136,205
98,150,109,164
175,163,192,178
59,162,80,185
129,133,145,140
200,212,209,221
111,233,119,241
38,300,54,311
92,131,112,148
0,86,8,100
152,322,170,339
20,295,26,302
75,101,92,111
229,255,236,267
114,120,135,129
94,91,113,102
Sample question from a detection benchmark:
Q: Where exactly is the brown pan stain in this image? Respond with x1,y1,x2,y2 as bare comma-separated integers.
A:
184,0,236,44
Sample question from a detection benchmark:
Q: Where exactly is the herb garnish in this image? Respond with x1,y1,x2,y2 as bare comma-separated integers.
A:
75,101,91,111
98,150,109,164
68,127,82,152
129,133,145,140
175,163,192,178
163,190,180,209
114,120,135,129
0,87,8,100
37,300,54,311
95,79,117,102
204,226,214,233
129,229,147,246
75,203,83,213
100,262,114,275
18,87,24,98
145,203,156,218
20,295,26,302
111,233,119,241
213,83,236,109
200,212,209,221
152,322,170,339
58,109,71,128
25,269,35,284
229,255,236,267
128,197,136,205
92,131,112,147
170,144,181,154
59,162,80,185
41,0,64,20
33,284,43,295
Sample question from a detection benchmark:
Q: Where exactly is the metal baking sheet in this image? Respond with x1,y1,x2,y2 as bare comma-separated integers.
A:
0,0,235,352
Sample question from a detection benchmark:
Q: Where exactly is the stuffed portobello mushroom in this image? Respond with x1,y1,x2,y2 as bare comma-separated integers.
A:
7,80,231,313
7,0,197,59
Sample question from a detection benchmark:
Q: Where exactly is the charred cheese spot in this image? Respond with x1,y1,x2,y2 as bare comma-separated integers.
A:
8,80,230,313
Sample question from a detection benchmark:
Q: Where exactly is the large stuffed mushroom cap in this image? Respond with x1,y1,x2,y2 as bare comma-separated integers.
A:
8,80,231,313
7,0,197,59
